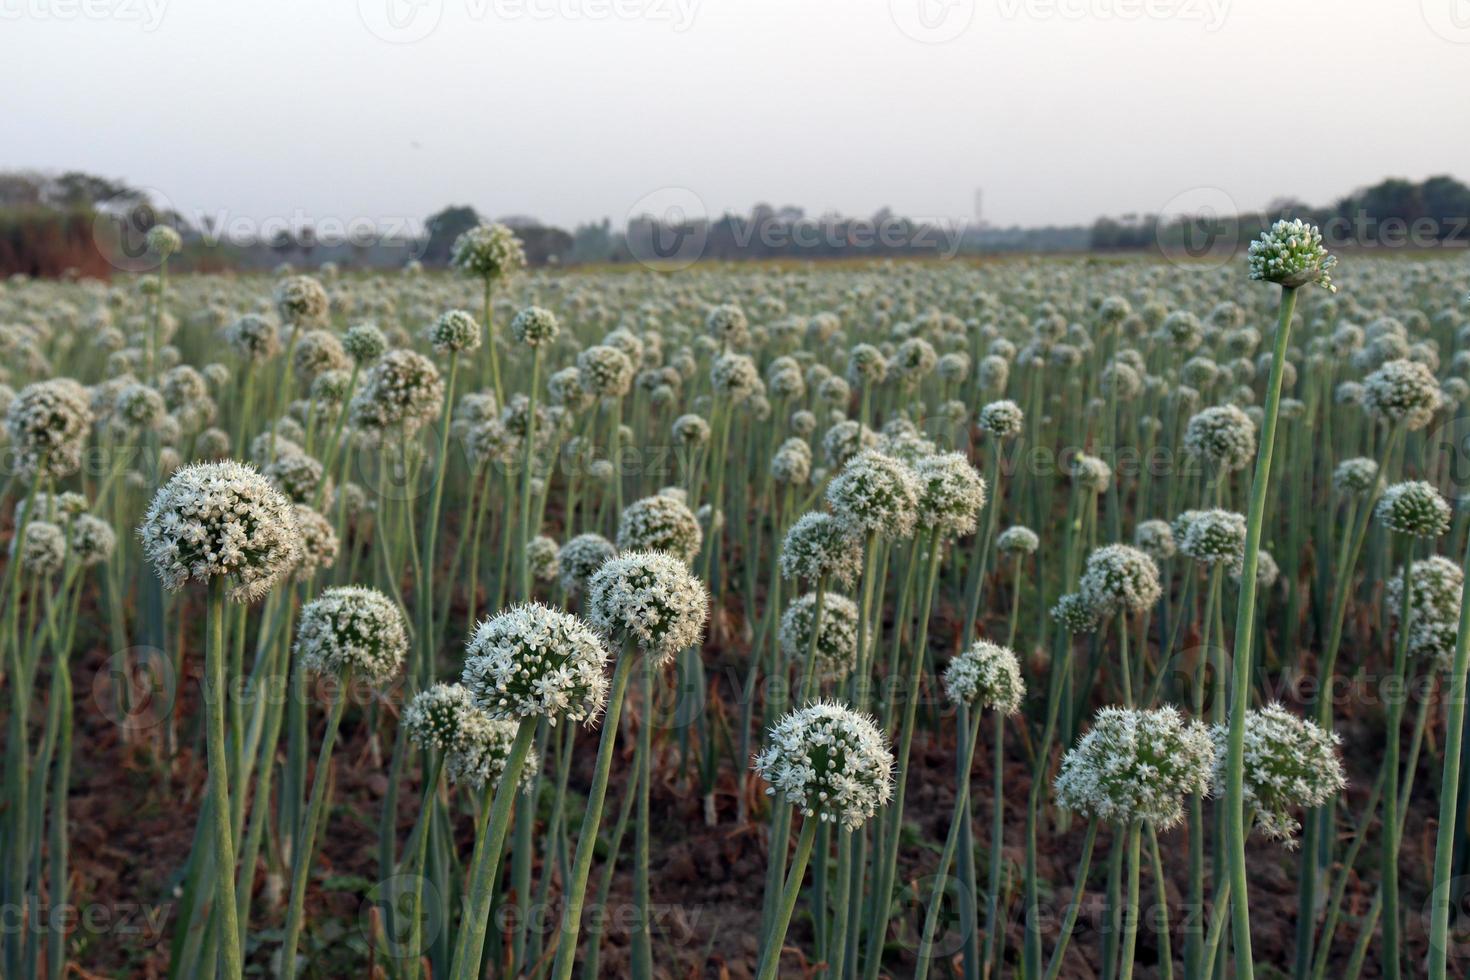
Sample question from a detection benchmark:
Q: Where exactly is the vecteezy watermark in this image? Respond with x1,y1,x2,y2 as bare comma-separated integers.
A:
1154,186,1241,272
0,0,167,30
889,0,975,43
358,0,698,43
997,0,1229,30
625,187,710,271
1422,0,1470,44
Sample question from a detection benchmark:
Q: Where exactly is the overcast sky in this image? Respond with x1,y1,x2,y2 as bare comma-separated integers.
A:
5,0,1468,233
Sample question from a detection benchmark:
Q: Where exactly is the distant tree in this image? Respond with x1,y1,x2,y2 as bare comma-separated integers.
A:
421,205,481,265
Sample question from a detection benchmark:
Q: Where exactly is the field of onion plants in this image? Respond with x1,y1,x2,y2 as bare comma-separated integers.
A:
2,220,1469,978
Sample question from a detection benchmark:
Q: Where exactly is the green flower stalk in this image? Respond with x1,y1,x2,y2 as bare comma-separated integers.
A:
1225,219,1334,980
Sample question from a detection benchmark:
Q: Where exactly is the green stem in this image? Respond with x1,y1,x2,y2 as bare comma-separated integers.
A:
1428,528,1470,978
755,817,818,980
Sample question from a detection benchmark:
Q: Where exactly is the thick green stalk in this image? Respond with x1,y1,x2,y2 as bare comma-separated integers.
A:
204,580,243,980
914,703,985,980
1222,284,1298,978
1428,530,1470,978
449,717,538,980
280,682,348,980
1040,819,1100,980
550,651,636,980
755,817,818,980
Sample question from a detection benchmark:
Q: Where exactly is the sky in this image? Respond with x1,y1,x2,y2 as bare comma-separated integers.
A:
4,0,1468,234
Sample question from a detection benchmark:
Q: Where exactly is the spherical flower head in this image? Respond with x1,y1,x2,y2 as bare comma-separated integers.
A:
1332,457,1378,496
1133,519,1176,562
671,413,710,448
350,349,445,440
139,460,299,603
772,438,813,486
14,520,66,577
451,223,526,282
705,303,750,349
780,511,863,586
292,330,349,381
752,700,894,830
1234,548,1279,589
1376,480,1450,538
1101,361,1143,401
291,504,339,580
1362,359,1441,431
978,399,1024,439
1386,555,1463,633
1177,509,1246,567
914,452,987,538
146,224,182,258
426,309,482,356
944,640,1025,714
526,535,560,584
404,682,474,753
510,306,560,348
264,451,328,504
295,586,408,685
846,344,888,387
557,533,616,593
1162,310,1203,351
616,494,703,564
462,603,611,724
1184,404,1256,473
1069,454,1112,494
113,382,166,432
996,525,1039,556
827,450,920,541
711,352,761,403
892,338,937,386
6,378,93,481
1054,705,1213,829
1210,704,1344,844
577,345,634,398
937,351,970,383
822,420,879,469
446,709,541,790
343,322,388,364
1247,219,1337,291
587,551,708,666
1079,544,1161,618
1052,592,1100,634
779,592,860,681
226,314,281,363
69,514,117,567
274,275,330,328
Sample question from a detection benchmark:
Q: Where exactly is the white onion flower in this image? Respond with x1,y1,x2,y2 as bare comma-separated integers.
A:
996,525,1039,556
1176,509,1246,568
557,533,616,593
1210,704,1344,844
913,452,987,537
1133,519,1176,562
446,709,541,790
752,700,894,830
1078,544,1161,617
827,450,920,541
978,399,1024,439
780,512,863,585
426,309,482,355
462,603,611,724
1184,404,1256,473
1376,481,1450,538
1362,359,1441,432
139,460,299,602
616,494,702,564
450,223,526,282
779,592,860,680
1055,705,1213,829
6,379,92,481
404,682,474,752
1332,457,1378,495
943,640,1025,714
295,586,408,684
1247,219,1336,292
510,306,560,348
587,551,708,666
350,349,445,440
